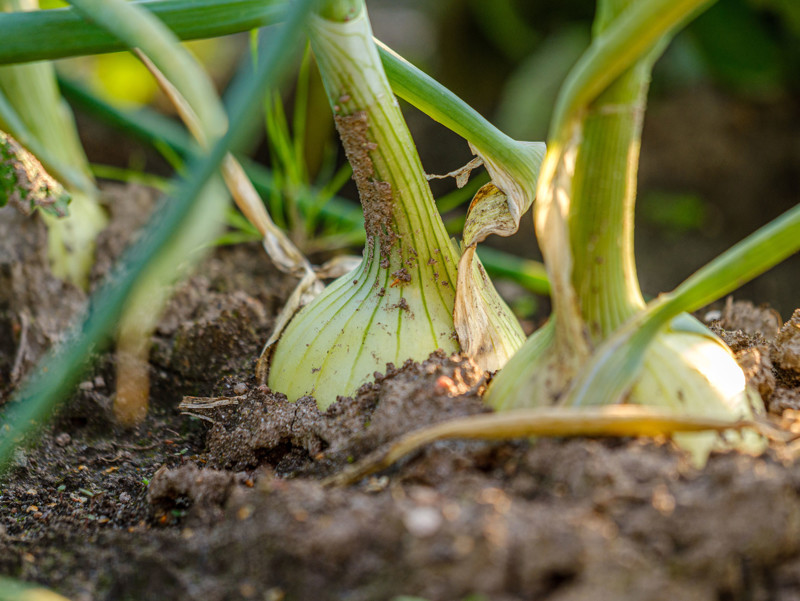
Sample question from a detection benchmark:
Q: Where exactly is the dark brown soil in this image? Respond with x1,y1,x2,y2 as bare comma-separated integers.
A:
3,186,800,601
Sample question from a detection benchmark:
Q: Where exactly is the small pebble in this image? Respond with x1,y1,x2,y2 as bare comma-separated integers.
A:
55,432,72,447
233,382,247,395
12,449,27,469
119,492,131,503
402,506,442,538
239,582,257,598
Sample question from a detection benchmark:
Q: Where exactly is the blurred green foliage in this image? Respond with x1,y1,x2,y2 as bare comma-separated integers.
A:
639,190,709,238
452,0,800,141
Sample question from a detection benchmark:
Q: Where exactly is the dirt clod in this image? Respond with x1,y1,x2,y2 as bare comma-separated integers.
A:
147,463,236,525
737,343,776,400
774,309,800,374
717,298,782,341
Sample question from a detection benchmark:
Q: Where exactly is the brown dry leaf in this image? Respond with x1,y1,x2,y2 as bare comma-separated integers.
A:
454,245,524,372
426,156,483,189
451,142,545,372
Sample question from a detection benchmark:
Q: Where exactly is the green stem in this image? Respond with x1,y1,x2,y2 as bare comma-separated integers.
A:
377,43,524,169
550,0,715,141
568,0,662,342
0,0,286,65
308,2,457,280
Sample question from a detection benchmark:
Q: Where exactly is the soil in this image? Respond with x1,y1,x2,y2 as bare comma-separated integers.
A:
2,181,800,601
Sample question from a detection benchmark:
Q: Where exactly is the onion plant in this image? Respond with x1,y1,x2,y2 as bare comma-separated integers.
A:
264,0,540,408
0,0,106,290
483,0,800,464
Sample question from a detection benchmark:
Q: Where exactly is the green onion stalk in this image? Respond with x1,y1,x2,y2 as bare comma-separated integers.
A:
267,0,524,409
63,0,238,424
0,0,107,290
486,0,765,464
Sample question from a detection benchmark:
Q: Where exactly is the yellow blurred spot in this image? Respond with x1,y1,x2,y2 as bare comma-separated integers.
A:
38,0,68,8
92,53,158,107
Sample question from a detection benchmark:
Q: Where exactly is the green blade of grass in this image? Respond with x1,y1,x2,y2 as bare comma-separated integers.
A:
0,0,287,65
0,0,314,474
90,163,171,190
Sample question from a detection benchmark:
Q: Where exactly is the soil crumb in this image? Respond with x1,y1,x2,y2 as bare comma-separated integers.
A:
774,309,800,374
713,298,782,341
334,111,396,257
147,463,238,525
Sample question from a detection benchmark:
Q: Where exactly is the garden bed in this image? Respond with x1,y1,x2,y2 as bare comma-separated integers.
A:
2,189,800,600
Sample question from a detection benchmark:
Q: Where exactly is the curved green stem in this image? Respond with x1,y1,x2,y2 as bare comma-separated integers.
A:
550,0,714,141
0,0,286,65
377,42,521,166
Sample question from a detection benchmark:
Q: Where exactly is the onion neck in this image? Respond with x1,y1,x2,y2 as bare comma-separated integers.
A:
308,6,458,284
